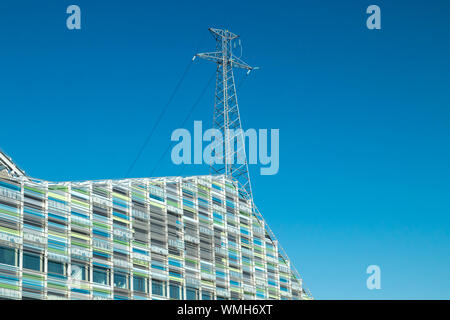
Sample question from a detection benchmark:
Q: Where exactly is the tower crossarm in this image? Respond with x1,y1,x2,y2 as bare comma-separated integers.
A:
208,27,239,40
196,52,255,71
195,52,222,64
230,56,254,71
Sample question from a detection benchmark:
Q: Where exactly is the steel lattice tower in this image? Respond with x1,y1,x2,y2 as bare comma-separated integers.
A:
196,28,256,202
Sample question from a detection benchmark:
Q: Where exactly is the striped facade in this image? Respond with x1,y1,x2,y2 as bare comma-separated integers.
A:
0,173,309,300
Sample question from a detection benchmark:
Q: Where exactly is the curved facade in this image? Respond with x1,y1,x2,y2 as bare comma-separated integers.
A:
0,155,309,300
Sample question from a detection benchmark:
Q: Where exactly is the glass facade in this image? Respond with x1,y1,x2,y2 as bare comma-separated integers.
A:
0,173,310,300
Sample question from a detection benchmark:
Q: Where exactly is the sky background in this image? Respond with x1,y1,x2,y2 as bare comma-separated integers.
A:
1,0,450,299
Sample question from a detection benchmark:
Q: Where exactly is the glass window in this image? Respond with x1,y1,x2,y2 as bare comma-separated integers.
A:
48,261,66,276
186,287,198,300
93,266,109,285
169,283,181,299
23,252,42,271
152,279,165,296
114,273,129,289
0,247,17,266
133,276,147,293
202,291,212,300
71,264,89,281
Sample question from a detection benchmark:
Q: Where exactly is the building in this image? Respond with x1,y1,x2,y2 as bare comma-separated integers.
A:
0,150,310,300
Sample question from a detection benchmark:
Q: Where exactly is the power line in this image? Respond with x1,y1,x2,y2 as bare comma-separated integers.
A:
150,70,216,177
177,73,251,178
125,32,209,178
125,59,194,177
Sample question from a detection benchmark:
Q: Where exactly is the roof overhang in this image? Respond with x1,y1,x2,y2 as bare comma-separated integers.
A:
0,149,28,178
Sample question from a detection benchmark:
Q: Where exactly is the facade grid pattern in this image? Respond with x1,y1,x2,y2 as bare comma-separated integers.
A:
0,174,307,300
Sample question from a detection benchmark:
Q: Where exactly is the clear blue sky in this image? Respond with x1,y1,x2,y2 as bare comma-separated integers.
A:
1,0,449,299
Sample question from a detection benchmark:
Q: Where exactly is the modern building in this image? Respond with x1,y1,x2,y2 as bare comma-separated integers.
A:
0,150,310,300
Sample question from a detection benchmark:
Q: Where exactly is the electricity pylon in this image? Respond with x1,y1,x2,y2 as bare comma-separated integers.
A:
196,28,257,202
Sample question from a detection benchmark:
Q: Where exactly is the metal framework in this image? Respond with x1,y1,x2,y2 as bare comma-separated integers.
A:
196,28,256,202
0,149,27,179
0,171,309,300
196,28,313,299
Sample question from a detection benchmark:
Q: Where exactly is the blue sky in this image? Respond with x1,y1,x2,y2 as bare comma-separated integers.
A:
1,0,450,299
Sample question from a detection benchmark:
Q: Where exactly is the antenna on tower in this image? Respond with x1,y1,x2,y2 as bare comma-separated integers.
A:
196,28,257,203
